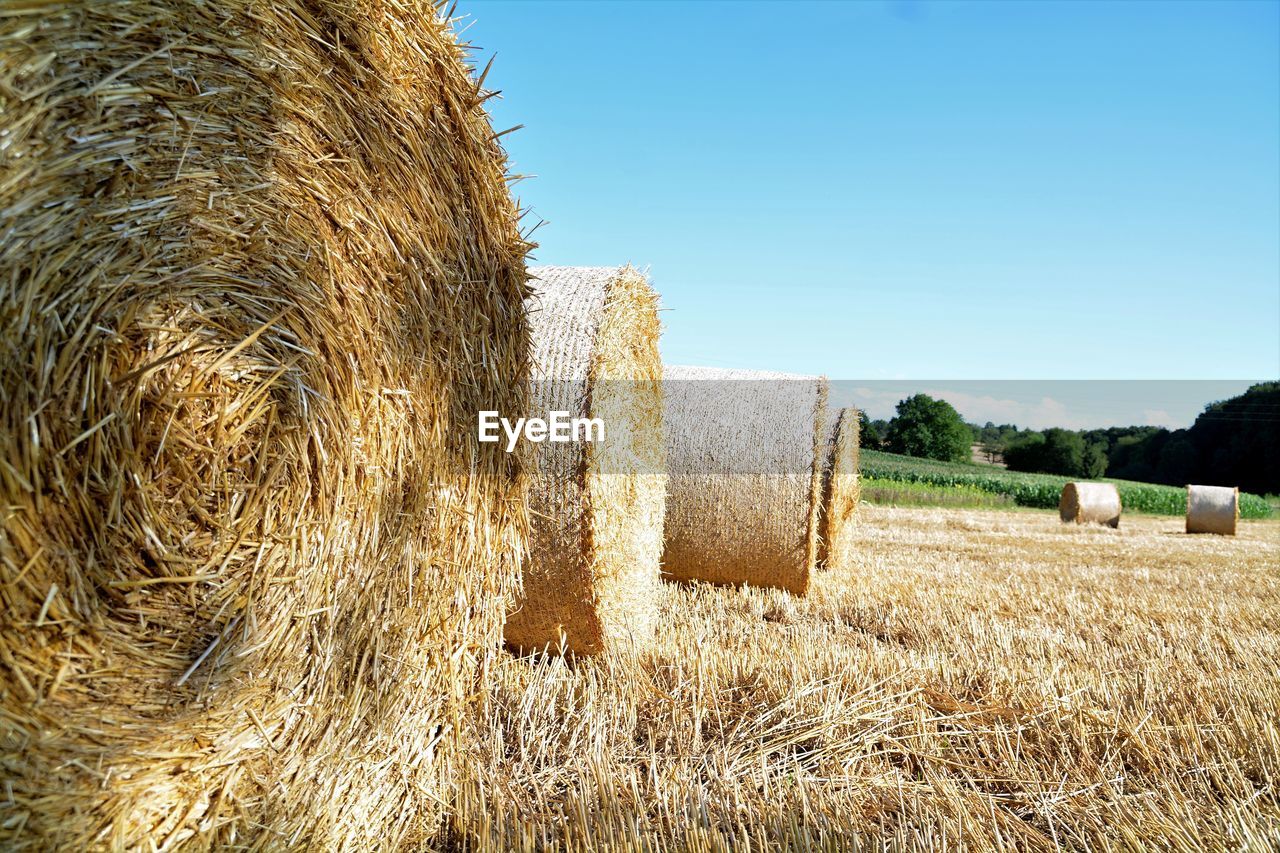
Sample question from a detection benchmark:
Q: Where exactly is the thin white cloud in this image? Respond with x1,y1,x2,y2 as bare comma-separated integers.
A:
846,387,1091,430
923,390,1090,431
848,386,908,421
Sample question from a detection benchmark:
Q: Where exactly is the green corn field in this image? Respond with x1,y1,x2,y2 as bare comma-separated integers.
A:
859,450,1273,519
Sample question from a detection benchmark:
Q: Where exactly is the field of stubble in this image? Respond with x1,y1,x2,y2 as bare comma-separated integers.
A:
445,507,1280,852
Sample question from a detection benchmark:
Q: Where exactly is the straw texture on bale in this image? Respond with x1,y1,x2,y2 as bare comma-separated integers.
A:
1059,482,1122,528
504,267,665,656
662,366,827,594
0,3,530,849
1186,484,1239,535
817,407,861,569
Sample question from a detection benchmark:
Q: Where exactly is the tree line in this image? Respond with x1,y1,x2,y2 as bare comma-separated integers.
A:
859,382,1280,495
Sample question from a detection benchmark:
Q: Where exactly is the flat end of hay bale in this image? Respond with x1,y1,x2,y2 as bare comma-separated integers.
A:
661,366,827,594
1059,482,1121,529
818,407,861,570
1186,484,1239,535
504,266,665,656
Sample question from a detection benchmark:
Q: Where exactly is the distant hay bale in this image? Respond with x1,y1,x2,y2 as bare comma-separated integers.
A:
0,3,529,849
1186,485,1239,535
1059,482,1122,528
504,267,665,656
818,407,861,569
662,366,827,594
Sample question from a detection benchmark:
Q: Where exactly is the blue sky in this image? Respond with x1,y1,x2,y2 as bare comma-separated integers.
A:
464,0,1279,426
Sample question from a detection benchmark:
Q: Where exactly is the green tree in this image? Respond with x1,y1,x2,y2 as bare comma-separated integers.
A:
1185,382,1279,494
1101,383,1278,492
885,394,971,463
1082,441,1108,479
858,410,884,450
979,438,1004,464
1003,431,1046,472
1041,428,1086,476
977,421,1023,464
1006,429,1104,478
1157,433,1197,485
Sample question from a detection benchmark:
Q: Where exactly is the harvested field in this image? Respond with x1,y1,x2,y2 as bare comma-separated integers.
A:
450,506,1280,851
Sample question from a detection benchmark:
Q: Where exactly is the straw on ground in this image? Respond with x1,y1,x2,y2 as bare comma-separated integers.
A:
451,506,1280,851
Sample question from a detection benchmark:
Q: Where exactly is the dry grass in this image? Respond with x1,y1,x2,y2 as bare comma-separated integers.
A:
447,506,1280,851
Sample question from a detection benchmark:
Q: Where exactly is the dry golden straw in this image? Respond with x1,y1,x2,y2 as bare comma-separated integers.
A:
662,366,827,594
453,506,1280,850
818,407,861,569
1058,482,1122,528
504,267,665,656
0,2,529,848
1186,484,1239,535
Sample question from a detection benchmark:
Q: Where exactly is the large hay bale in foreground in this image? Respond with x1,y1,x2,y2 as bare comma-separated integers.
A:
662,366,827,594
818,407,861,569
1186,485,1239,535
504,267,665,656
0,3,529,848
1059,482,1122,528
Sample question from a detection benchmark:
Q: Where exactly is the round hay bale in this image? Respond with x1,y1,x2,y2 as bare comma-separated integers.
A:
0,3,529,849
818,407,861,569
1186,484,1239,535
1059,482,1122,528
504,266,665,656
662,366,827,594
